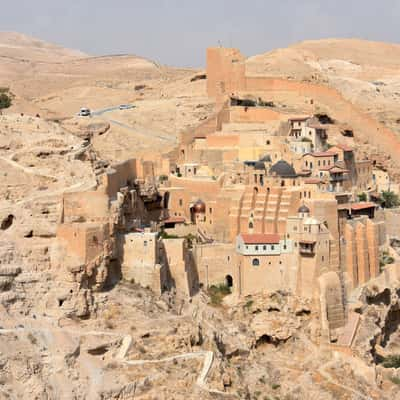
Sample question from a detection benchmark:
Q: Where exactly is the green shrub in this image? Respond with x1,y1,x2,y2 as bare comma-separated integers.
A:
381,191,400,208
382,355,400,369
390,376,400,385
159,175,168,182
271,383,280,390
0,91,12,109
244,299,254,310
379,250,395,271
208,283,231,306
159,229,179,239
357,192,367,202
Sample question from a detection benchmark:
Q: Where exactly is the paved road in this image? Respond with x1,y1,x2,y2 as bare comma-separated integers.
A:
91,105,128,116
89,105,176,143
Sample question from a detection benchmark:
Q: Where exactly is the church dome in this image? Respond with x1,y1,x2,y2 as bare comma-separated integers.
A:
269,160,297,178
298,204,310,214
259,154,272,162
254,161,265,170
193,199,206,213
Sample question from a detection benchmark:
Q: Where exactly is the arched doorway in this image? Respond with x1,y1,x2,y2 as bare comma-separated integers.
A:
225,275,233,288
163,192,170,209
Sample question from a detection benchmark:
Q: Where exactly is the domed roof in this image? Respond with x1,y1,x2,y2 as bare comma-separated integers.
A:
254,161,265,170
269,160,297,178
298,204,310,213
259,154,272,162
193,199,206,213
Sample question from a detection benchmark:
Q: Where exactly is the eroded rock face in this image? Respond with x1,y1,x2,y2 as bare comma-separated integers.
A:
354,284,400,365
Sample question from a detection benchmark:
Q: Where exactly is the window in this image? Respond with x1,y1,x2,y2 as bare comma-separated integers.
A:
263,245,266,250
179,199,183,206
266,140,270,145
209,207,212,214
252,258,260,266
144,241,148,247
279,261,282,265
255,246,259,251
249,222,254,229
283,245,287,250
246,245,249,250
318,161,321,166
271,245,275,250
322,256,324,262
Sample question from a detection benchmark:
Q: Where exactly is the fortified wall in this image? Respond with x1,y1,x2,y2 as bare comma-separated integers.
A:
206,47,400,173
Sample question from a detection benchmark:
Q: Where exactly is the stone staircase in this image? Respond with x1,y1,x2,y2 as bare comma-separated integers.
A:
253,190,269,232
264,189,282,233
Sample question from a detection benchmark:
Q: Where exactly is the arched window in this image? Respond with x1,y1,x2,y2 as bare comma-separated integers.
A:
252,258,260,266
249,222,254,229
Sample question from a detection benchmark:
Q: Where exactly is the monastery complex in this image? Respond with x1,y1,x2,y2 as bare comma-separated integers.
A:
53,47,400,344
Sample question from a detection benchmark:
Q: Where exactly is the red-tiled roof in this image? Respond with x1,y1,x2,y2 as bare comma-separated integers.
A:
351,202,376,211
163,217,186,224
240,233,280,244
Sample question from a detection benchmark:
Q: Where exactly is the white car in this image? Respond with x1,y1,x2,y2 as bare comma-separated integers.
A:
119,104,133,110
78,107,91,116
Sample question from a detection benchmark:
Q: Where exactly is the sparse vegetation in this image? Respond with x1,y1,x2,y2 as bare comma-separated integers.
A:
379,250,395,271
271,383,280,390
390,376,400,385
0,88,12,109
159,231,179,239
208,283,231,306
382,354,400,369
244,299,254,310
380,190,400,208
357,192,367,202
159,174,168,182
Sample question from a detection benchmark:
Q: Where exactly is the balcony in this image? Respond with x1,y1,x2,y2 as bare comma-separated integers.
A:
299,240,316,256
330,173,350,182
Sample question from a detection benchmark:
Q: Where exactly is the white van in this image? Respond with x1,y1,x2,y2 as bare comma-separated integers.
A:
78,108,91,116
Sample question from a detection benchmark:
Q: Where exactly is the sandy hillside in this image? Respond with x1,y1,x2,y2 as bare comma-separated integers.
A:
246,38,400,138
0,32,213,161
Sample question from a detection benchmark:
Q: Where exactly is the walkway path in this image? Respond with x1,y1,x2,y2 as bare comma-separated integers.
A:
0,326,233,397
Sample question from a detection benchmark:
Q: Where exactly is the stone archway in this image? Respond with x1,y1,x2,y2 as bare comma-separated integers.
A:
225,274,233,288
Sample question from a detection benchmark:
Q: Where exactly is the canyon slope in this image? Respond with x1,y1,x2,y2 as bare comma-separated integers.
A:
0,33,400,399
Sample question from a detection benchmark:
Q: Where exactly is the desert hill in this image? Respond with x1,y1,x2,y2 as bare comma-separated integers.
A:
246,38,400,142
0,31,87,62
0,32,213,161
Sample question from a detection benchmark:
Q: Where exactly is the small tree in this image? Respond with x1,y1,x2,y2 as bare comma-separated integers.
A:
0,91,11,109
381,191,400,208
357,192,367,202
